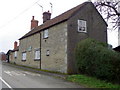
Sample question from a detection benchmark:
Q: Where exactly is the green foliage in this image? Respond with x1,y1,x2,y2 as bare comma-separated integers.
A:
66,75,120,88
75,38,120,83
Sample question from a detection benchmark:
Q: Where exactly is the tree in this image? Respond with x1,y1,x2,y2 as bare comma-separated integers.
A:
94,0,120,30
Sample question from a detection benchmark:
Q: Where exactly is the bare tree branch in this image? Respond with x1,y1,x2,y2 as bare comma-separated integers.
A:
94,0,120,30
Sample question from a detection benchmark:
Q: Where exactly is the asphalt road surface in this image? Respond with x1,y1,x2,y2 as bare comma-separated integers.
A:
0,61,11,89
0,61,83,89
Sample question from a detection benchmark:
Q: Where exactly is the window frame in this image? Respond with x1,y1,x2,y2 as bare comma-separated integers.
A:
43,29,49,39
78,20,87,33
14,51,17,58
46,50,50,56
34,49,40,60
22,52,26,61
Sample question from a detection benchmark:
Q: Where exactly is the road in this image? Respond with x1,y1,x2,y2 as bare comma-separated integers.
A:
0,61,11,89
0,61,83,89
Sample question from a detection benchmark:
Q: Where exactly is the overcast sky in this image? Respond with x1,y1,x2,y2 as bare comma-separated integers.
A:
0,0,118,53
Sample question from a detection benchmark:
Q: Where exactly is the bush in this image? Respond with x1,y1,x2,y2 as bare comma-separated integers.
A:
75,38,120,83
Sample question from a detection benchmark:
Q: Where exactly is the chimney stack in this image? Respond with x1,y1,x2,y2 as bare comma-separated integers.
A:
14,41,18,50
31,16,39,30
43,11,51,23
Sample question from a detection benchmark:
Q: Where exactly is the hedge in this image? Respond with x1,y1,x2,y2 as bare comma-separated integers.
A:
75,38,120,83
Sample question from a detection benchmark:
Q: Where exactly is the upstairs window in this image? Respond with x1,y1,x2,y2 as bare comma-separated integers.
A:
34,49,40,60
78,20,87,33
43,29,48,38
22,52,26,61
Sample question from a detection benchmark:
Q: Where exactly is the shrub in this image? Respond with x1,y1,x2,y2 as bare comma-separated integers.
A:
75,38,120,83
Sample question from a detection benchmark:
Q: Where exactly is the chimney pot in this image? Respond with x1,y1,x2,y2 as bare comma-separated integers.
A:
32,16,34,20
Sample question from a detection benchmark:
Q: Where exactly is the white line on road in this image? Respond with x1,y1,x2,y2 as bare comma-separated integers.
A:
4,71,13,76
0,76,13,90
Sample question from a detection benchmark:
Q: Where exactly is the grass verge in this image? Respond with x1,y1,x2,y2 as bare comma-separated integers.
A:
66,75,120,88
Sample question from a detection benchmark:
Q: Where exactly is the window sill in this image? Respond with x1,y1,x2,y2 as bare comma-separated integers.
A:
21,60,26,62
34,59,40,61
78,31,87,33
43,37,48,39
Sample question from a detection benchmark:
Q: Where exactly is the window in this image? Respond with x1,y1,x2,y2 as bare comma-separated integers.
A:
43,29,48,38
27,46,32,52
35,49,40,60
14,51,17,58
46,50,50,56
22,52,26,61
78,20,87,33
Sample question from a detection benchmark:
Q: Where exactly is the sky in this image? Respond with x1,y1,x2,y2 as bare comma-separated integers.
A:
0,0,118,53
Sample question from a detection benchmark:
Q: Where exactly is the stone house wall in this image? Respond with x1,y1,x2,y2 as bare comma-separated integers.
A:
67,3,108,74
41,22,68,73
18,33,41,68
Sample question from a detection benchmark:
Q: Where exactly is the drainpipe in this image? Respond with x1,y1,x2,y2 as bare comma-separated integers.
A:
40,32,41,69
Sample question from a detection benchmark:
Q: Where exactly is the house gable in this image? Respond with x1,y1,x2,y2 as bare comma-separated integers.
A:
67,2,108,74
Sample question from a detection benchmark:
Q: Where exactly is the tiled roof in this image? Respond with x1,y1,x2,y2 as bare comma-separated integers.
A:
19,2,90,40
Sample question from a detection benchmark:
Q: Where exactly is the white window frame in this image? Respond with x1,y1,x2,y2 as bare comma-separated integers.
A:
34,49,40,60
78,20,87,33
14,51,17,58
43,29,48,38
22,52,26,61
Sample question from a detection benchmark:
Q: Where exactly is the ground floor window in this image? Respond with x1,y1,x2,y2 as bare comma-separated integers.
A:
34,49,40,60
22,52,26,61
14,51,17,58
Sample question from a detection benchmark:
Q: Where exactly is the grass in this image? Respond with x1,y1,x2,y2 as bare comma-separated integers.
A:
66,74,120,88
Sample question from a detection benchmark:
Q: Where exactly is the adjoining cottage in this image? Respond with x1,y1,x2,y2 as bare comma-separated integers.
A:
9,2,107,74
7,41,19,64
0,52,7,61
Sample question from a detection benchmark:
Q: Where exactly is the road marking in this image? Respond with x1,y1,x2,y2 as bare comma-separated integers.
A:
0,77,13,90
4,70,41,77
23,71,41,76
4,71,26,76
4,71,13,76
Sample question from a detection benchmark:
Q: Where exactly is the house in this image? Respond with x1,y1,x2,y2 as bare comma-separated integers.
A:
0,52,7,61
7,41,19,63
9,2,107,74
6,50,12,63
